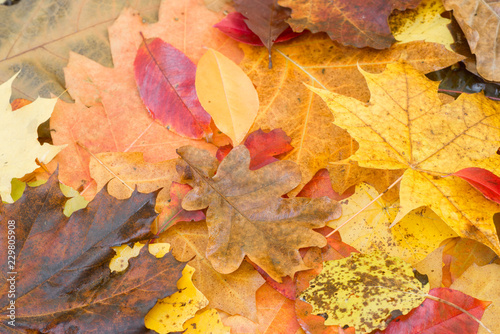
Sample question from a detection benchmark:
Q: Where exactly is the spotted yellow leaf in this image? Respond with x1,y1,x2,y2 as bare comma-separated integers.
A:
300,251,429,332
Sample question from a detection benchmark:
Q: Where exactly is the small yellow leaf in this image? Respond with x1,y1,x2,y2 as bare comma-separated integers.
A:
183,309,231,334
389,0,454,50
196,49,259,145
145,265,209,333
59,183,89,217
0,73,65,202
148,242,171,258
300,251,429,332
330,183,457,264
109,242,145,273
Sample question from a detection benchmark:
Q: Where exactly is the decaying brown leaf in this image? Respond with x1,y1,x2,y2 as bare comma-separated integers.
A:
177,145,341,281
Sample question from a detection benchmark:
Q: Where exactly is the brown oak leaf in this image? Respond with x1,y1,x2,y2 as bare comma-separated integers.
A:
177,145,341,281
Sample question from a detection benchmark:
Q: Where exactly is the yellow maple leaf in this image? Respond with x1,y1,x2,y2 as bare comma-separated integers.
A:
0,73,64,203
145,264,209,333
331,183,457,264
311,61,500,255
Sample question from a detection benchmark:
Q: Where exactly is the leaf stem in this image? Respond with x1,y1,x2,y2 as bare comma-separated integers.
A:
325,174,403,238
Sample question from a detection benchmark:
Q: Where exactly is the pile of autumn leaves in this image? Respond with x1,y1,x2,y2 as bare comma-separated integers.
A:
2,0,500,333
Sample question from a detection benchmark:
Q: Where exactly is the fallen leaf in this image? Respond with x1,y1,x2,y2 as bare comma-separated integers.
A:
0,0,161,101
59,183,89,217
0,73,64,203
214,12,301,46
183,309,231,333
255,283,302,333
373,287,491,334
442,237,497,287
154,182,206,236
109,242,145,273
451,263,500,334
145,265,209,333
204,0,232,12
161,220,265,321
331,183,458,264
299,251,429,332
0,171,186,332
89,151,178,210
178,145,340,281
196,48,259,145
278,0,421,49
234,0,291,63
311,61,500,255
240,33,464,195
216,128,294,170
296,169,353,201
389,0,454,50
134,37,212,139
453,167,500,204
443,0,500,81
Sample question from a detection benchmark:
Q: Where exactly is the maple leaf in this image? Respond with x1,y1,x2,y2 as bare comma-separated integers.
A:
278,0,421,49
240,33,463,195
0,73,64,203
134,37,212,139
162,220,265,321
451,263,500,334
234,0,291,66
0,0,160,101
311,61,500,255
332,183,458,264
443,0,500,81
373,288,490,334
177,145,340,281
0,171,186,333
300,251,430,332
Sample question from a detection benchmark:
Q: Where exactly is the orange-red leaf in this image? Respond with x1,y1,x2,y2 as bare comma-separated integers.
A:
297,169,354,200
374,288,490,334
216,128,293,170
134,37,211,139
453,167,500,204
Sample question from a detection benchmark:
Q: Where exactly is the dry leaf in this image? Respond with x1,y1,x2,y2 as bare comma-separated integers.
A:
162,221,265,321
240,33,464,195
312,61,500,255
178,145,340,281
0,73,64,202
0,0,161,101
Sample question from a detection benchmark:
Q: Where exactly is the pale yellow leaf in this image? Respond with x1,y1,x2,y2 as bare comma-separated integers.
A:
196,49,259,145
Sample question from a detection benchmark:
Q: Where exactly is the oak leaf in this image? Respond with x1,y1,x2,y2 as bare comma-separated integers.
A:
240,33,463,195
196,49,259,145
312,61,500,255
443,0,500,81
0,73,64,203
0,0,160,101
134,37,212,139
278,0,421,49
0,171,186,333
178,145,340,281
373,287,490,334
300,251,430,332
161,220,265,321
451,264,500,334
